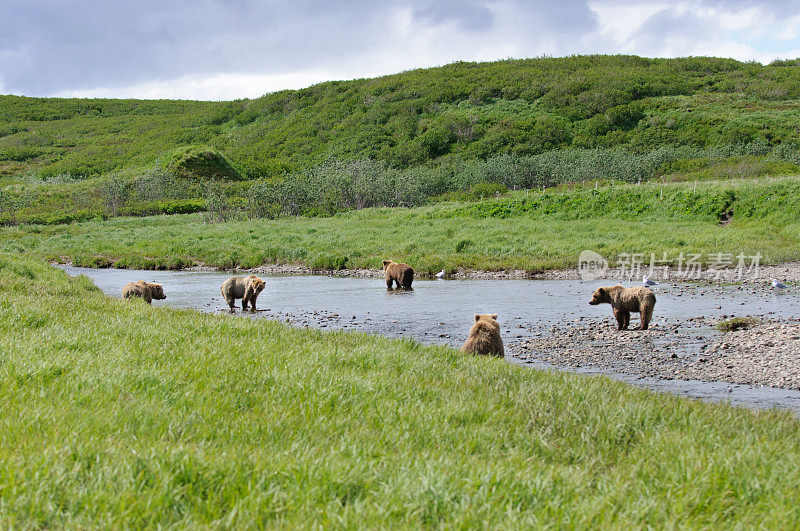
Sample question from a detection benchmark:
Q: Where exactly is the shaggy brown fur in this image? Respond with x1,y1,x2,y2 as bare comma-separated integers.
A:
589,285,656,330
220,275,266,312
122,281,166,304
460,314,504,357
382,260,414,289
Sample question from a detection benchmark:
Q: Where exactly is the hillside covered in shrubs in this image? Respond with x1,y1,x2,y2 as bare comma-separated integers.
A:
2,55,800,223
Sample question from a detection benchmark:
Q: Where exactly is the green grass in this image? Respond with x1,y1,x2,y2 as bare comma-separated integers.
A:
715,317,762,332
3,176,800,273
1,254,800,526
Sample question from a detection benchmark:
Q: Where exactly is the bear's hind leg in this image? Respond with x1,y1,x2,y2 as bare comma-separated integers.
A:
613,309,626,330
638,306,653,330
623,312,630,329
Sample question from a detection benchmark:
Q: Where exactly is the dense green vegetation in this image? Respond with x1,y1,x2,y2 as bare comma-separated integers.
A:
2,55,800,225
1,254,800,526
3,143,800,225
3,176,799,272
3,56,800,179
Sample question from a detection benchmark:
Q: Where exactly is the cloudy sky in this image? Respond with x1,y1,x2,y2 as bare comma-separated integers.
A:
1,1,799,100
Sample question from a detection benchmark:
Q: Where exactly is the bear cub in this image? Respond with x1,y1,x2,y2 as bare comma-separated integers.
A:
589,285,656,330
460,313,504,357
382,260,414,290
220,275,266,312
122,281,166,304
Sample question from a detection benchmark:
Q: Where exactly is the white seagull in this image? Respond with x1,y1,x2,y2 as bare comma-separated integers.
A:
643,274,658,287
772,278,789,291
435,270,446,279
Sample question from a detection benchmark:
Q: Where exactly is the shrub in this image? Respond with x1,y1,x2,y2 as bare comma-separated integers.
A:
160,145,243,181
715,317,760,332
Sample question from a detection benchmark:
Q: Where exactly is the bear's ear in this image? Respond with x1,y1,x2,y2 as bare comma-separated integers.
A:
474,314,481,322
490,314,498,320
597,288,605,294
382,260,391,267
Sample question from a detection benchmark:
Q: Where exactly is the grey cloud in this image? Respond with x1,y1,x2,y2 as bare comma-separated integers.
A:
628,7,717,52
698,0,800,11
0,0,393,94
1,0,797,97
513,0,597,33
412,1,496,31
0,0,607,96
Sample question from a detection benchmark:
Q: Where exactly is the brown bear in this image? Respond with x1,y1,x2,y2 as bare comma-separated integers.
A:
460,314,504,357
589,285,656,330
220,274,266,312
382,260,414,289
122,281,166,304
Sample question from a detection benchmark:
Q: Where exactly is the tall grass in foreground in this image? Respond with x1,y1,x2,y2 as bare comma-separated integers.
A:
2,176,800,272
0,255,800,526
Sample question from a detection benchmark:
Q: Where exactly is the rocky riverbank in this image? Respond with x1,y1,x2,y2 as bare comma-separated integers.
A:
514,317,800,390
57,257,800,284
239,262,800,283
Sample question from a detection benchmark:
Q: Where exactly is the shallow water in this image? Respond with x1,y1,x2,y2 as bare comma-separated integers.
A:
60,266,800,414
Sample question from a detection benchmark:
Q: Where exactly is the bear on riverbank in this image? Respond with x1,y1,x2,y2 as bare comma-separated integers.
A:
382,260,414,290
589,285,656,330
122,281,166,304
461,313,504,357
220,275,266,312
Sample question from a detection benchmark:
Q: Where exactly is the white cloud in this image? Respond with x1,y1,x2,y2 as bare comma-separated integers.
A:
53,71,339,100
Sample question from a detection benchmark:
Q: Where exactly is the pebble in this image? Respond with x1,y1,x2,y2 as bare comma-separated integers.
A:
516,316,800,390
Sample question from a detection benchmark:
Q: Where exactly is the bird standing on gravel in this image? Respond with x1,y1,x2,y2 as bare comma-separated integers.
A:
772,278,789,291
643,274,658,288
435,270,446,279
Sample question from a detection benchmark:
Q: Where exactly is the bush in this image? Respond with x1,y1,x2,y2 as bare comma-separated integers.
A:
160,145,243,181
715,317,760,332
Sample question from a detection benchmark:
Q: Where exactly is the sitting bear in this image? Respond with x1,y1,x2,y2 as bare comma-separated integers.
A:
220,274,266,312
460,313,504,357
382,260,414,289
122,281,166,304
589,285,656,330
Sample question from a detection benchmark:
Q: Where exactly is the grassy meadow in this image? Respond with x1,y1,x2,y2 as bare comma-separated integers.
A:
1,254,800,526
2,176,799,273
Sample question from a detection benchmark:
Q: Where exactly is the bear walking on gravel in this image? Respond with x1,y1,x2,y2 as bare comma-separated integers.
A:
589,285,656,330
461,313,504,357
382,260,414,290
122,281,166,304
220,275,266,313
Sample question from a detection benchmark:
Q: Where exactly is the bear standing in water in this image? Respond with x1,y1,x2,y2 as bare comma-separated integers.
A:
382,260,414,290
220,275,266,313
589,285,656,330
461,314,504,357
122,281,166,304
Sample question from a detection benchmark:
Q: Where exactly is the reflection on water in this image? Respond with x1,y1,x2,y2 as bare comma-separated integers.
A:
59,265,800,414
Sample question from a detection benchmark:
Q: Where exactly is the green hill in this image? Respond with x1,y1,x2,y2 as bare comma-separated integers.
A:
2,55,800,180
2,55,800,224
